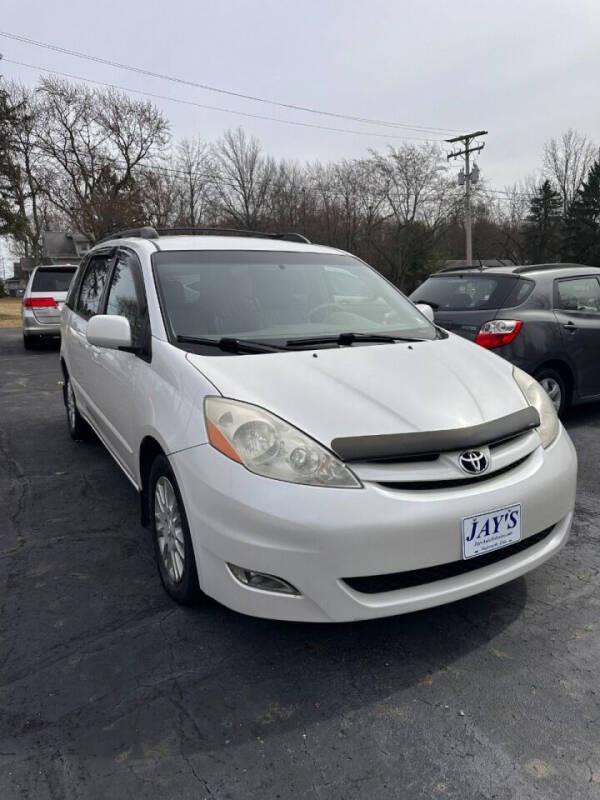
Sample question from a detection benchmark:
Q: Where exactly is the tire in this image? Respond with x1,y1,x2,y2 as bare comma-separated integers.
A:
64,374,89,440
149,454,201,606
23,334,35,350
535,367,568,417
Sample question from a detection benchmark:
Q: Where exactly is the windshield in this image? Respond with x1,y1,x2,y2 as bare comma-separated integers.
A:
411,274,517,311
152,250,435,348
32,268,76,293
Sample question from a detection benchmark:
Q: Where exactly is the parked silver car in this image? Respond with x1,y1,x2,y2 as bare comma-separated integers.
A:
22,265,78,349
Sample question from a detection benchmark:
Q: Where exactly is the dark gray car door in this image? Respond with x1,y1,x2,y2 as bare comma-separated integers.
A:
554,276,600,398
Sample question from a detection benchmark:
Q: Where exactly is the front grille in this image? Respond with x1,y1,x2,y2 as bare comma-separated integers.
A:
376,454,531,491
342,526,553,595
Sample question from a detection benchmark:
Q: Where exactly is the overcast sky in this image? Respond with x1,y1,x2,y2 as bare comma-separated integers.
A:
1,0,600,196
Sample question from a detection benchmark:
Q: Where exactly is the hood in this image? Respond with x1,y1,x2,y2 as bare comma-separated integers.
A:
186,335,530,445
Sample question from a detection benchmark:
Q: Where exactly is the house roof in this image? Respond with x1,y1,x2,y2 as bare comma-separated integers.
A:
42,231,91,260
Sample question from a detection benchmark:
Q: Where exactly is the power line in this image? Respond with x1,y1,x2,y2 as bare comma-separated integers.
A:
3,58,448,143
0,30,463,136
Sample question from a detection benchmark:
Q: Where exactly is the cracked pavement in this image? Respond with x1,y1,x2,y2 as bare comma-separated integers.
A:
0,327,599,799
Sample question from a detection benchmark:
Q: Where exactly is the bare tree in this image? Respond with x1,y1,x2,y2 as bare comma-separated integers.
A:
368,144,451,286
36,77,169,239
140,161,181,228
308,159,385,253
211,128,275,229
268,159,307,233
173,137,213,227
372,144,450,227
543,129,597,215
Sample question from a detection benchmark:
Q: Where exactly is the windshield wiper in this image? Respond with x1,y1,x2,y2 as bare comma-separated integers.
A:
176,335,285,354
177,331,428,353
286,332,425,348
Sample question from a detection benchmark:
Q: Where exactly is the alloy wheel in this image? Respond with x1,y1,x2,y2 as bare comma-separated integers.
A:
154,476,185,583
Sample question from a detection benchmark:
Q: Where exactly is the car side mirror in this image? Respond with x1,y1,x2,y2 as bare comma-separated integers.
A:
87,314,132,350
415,303,435,323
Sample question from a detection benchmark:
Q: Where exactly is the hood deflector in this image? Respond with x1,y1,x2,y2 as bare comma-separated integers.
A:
331,406,540,463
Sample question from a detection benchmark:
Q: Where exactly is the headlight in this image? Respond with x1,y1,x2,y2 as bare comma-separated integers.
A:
512,366,559,448
204,397,362,488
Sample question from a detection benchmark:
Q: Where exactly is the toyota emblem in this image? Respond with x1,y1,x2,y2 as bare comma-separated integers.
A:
458,449,490,475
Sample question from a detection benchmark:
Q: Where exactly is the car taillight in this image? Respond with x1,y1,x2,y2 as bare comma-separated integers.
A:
475,320,523,349
23,297,58,308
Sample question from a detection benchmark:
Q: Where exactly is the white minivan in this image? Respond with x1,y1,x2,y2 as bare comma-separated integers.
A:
22,264,77,348
60,228,577,622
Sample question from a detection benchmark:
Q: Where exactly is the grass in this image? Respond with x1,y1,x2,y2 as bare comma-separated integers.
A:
0,297,22,327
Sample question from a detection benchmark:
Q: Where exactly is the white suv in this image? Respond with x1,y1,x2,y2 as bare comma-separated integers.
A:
60,227,577,622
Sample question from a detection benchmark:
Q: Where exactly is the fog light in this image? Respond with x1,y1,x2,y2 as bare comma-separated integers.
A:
228,564,300,595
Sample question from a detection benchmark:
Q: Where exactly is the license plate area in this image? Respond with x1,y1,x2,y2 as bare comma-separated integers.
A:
462,504,521,559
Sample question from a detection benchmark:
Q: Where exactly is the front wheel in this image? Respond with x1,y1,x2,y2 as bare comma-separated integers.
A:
149,455,201,606
535,367,568,417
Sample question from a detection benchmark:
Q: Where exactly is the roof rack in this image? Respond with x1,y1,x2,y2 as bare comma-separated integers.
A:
95,226,310,245
512,263,595,274
157,227,311,244
95,226,159,245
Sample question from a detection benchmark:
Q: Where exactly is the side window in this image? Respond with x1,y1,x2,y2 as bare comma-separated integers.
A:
504,279,535,308
556,277,600,313
105,252,145,346
76,255,112,319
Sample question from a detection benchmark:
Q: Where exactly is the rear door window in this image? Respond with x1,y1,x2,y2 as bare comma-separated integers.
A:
32,268,76,293
556,277,600,313
411,275,517,311
75,255,112,319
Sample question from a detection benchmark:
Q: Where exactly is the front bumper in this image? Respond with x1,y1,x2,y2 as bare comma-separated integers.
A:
171,426,577,622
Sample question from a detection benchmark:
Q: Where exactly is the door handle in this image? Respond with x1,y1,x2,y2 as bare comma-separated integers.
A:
563,321,577,331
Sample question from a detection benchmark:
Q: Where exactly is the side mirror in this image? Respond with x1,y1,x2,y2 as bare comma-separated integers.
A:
415,303,435,323
87,314,132,350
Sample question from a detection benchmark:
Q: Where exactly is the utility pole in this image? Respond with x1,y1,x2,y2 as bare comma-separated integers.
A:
446,130,487,266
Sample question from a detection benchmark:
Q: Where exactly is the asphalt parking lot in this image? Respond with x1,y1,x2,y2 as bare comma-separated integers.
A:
1,326,599,800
